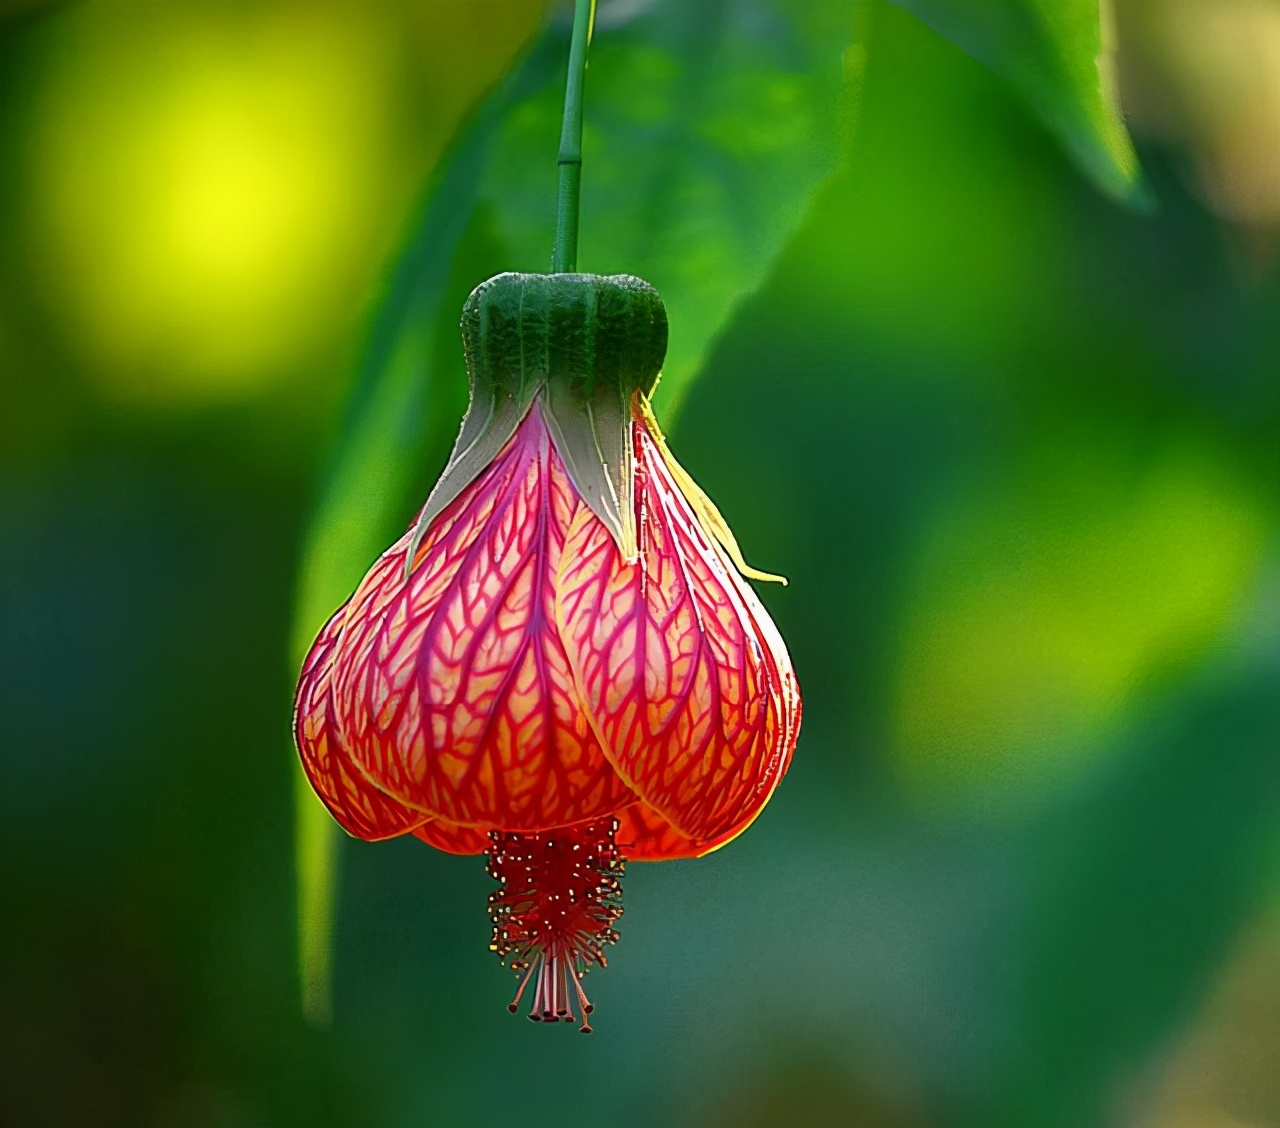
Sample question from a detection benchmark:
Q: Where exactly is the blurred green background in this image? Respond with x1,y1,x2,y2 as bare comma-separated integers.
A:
1,2,1277,1126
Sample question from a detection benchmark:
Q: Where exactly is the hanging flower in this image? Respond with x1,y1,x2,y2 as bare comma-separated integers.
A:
294,273,800,1031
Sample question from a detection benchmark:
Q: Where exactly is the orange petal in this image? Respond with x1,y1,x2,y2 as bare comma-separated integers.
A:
411,819,490,855
326,406,636,832
614,801,701,861
294,608,430,841
556,416,801,849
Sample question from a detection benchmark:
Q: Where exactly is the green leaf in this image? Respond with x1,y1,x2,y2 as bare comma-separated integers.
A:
480,0,856,419
890,0,1148,206
289,1,855,1021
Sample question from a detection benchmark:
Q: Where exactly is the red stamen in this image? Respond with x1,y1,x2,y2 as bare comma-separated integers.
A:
487,817,623,1033
567,961,593,1033
507,958,537,1014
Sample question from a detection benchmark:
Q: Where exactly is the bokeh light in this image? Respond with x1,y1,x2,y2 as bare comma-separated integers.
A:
11,1,538,407
892,426,1269,798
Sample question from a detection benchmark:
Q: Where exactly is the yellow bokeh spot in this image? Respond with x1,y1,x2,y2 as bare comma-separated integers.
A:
20,2,539,408
891,428,1270,800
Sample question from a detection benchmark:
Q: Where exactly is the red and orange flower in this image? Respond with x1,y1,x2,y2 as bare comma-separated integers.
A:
294,273,800,1030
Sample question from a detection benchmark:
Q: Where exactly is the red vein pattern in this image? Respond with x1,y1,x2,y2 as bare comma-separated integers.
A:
317,405,635,835
295,400,799,861
412,820,491,855
614,800,700,861
295,590,489,852
555,415,801,851
294,607,429,841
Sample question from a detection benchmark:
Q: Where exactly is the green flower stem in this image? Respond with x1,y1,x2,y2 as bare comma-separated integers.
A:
553,0,594,273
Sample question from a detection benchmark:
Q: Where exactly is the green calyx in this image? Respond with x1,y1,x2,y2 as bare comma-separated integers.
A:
404,272,668,573
461,272,668,402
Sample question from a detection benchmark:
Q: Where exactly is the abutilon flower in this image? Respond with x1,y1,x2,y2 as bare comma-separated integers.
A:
294,272,800,1031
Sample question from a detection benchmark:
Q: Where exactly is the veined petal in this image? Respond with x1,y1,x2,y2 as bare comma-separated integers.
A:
403,383,540,581
412,820,490,855
614,800,701,861
555,412,801,849
327,406,636,832
294,608,430,841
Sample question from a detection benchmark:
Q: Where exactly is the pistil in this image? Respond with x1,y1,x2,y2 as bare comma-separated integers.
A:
487,817,624,1033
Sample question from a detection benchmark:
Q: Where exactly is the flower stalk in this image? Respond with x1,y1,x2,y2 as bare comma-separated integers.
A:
553,0,595,273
